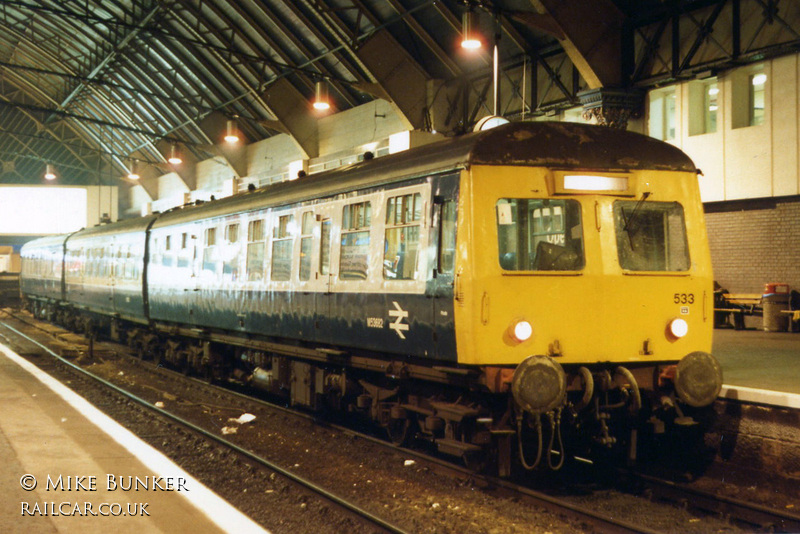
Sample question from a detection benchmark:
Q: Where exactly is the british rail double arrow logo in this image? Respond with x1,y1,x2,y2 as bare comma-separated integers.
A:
389,301,409,339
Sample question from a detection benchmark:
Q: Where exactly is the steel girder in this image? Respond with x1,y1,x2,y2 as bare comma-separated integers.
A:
629,0,800,85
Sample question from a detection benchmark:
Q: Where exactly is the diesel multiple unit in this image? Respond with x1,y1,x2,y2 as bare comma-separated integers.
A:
21,122,723,475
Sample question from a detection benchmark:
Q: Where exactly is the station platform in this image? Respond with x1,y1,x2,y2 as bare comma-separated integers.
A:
0,343,267,534
713,327,800,407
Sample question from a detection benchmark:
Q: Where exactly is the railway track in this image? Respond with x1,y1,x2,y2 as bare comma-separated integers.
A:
627,471,800,533
0,316,407,534
3,308,798,533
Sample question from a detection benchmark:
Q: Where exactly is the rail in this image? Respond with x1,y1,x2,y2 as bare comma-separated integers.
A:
0,310,665,534
0,319,410,534
630,471,800,532
6,308,799,533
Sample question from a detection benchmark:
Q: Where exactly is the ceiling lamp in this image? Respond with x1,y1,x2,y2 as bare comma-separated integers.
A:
44,163,56,180
313,81,330,111
224,118,239,144
461,11,481,50
167,143,182,165
127,159,140,180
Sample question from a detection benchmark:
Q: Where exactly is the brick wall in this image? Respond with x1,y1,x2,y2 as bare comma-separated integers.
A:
704,196,800,294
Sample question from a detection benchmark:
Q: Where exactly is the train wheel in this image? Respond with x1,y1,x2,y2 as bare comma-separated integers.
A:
463,451,486,473
202,364,214,384
386,407,416,446
387,418,411,446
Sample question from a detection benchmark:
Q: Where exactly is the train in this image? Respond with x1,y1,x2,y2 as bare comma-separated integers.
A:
20,121,722,476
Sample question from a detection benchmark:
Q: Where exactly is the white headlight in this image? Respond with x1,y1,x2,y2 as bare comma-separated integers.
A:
669,318,689,339
512,320,533,342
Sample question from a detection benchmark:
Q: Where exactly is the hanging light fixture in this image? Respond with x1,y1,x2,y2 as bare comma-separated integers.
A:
461,11,482,50
313,81,330,111
127,159,140,180
167,143,182,165
224,118,239,144
44,164,56,180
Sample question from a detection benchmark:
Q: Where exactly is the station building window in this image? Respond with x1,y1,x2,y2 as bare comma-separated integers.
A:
689,79,718,136
732,65,766,129
648,87,676,141
384,193,421,280
340,201,371,280
246,219,265,281
750,73,766,126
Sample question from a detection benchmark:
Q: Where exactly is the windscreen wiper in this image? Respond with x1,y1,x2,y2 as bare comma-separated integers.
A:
622,192,651,248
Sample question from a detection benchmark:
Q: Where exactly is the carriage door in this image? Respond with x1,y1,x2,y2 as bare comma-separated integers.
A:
108,239,118,314
430,174,459,360
308,205,336,342
295,210,319,339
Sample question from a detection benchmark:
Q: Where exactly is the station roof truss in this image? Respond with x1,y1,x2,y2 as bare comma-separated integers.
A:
0,0,797,188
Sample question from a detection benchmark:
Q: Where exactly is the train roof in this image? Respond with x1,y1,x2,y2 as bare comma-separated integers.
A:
21,214,157,253
152,121,697,228
22,121,699,244
469,121,697,171
66,215,158,242
20,233,69,255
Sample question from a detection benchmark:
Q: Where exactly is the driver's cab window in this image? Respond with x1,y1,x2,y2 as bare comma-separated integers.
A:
496,199,584,271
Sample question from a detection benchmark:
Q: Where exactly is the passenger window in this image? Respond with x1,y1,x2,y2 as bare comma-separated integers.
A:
438,200,456,274
496,199,584,271
613,201,690,271
271,214,294,281
246,219,265,281
384,193,421,280
151,238,160,266
124,247,134,279
299,212,314,281
223,223,240,278
320,219,331,276
162,235,174,267
225,223,239,243
340,201,371,280
177,234,191,269
203,227,217,273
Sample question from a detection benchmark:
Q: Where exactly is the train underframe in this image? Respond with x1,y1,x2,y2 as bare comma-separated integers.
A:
27,298,711,477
